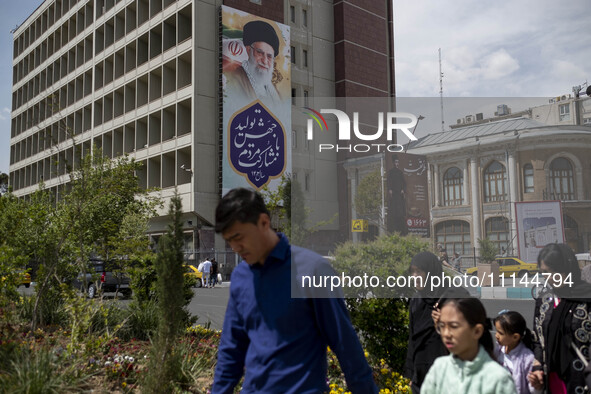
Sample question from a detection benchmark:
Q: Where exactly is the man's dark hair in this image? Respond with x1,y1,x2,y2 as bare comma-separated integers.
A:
215,188,270,233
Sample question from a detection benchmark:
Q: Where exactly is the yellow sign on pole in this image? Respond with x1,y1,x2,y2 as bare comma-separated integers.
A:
352,219,368,232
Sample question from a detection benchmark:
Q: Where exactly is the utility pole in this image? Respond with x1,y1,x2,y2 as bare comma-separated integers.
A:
381,154,386,235
439,48,445,132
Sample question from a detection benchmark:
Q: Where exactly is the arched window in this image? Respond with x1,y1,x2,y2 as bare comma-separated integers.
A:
435,220,471,255
483,161,507,202
443,167,463,206
485,217,509,254
523,164,534,193
550,158,574,200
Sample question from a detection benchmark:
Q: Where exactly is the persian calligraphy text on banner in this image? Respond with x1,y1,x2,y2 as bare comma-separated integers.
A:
221,6,291,194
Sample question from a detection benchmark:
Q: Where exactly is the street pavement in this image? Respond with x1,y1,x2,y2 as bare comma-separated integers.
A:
187,283,230,330
186,285,537,331
20,280,537,331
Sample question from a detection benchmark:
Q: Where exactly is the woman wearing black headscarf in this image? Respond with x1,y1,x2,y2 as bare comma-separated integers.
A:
528,243,591,394
404,251,468,393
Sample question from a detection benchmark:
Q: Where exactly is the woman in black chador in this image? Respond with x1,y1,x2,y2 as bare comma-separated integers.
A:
528,243,591,393
404,251,467,393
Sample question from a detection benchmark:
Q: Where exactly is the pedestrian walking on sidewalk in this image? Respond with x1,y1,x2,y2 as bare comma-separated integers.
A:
201,258,212,288
528,243,591,394
494,311,537,394
211,188,378,394
421,298,517,394
405,251,468,394
210,258,219,287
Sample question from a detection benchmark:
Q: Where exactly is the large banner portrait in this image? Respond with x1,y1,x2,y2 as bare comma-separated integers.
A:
221,6,291,195
386,153,430,237
515,201,565,263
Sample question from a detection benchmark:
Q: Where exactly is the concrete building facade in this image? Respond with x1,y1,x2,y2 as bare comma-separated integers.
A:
8,0,396,260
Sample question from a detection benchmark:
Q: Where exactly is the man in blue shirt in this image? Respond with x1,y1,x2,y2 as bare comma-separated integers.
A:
212,188,378,393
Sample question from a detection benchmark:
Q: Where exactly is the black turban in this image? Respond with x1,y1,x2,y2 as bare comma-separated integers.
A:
243,20,280,57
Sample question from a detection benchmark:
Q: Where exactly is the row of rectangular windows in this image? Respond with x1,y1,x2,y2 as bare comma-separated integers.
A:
10,144,192,193
14,0,179,60
12,50,192,143
13,4,191,114
440,161,576,205
11,96,192,168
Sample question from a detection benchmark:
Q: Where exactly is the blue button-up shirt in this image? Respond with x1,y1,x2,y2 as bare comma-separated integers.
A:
212,234,377,393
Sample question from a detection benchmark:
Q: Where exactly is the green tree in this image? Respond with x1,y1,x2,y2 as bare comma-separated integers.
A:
478,238,498,263
332,233,429,371
143,193,193,392
0,151,160,330
62,150,159,298
18,187,72,330
354,170,385,231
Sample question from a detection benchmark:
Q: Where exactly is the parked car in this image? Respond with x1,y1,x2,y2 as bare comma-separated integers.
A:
72,260,131,298
1,270,31,288
19,270,31,288
184,264,203,287
465,257,538,278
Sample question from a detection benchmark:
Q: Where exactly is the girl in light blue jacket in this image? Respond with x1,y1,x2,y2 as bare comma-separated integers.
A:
421,298,516,394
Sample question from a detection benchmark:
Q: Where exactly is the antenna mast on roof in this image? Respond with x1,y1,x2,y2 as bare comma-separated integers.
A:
439,48,445,132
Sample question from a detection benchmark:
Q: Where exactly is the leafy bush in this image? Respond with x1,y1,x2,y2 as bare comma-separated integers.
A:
0,347,96,393
332,234,429,371
478,237,498,263
346,298,410,372
327,347,411,393
120,300,160,341
16,287,69,328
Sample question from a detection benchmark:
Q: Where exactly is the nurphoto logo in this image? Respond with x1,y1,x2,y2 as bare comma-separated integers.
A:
304,108,419,153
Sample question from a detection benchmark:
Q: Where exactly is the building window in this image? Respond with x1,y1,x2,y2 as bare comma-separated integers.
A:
290,6,295,23
304,90,309,106
292,130,297,149
291,88,296,105
550,157,575,200
291,46,296,64
559,104,570,121
302,9,308,27
485,217,509,254
523,163,534,193
563,214,579,252
303,49,308,68
435,220,471,256
304,134,310,150
305,172,310,191
483,161,507,202
443,167,463,206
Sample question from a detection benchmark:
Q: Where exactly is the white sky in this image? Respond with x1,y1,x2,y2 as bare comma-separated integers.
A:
1,0,590,173
394,0,590,98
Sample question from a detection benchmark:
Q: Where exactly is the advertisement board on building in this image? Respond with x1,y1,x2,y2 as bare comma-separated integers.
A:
515,201,565,263
386,153,430,237
221,6,291,195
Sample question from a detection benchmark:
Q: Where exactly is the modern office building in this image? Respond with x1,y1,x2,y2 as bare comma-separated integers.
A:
8,0,396,260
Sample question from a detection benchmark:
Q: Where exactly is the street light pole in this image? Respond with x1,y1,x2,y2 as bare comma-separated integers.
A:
381,154,386,235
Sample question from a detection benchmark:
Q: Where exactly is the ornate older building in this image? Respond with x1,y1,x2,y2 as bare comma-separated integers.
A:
408,117,591,261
